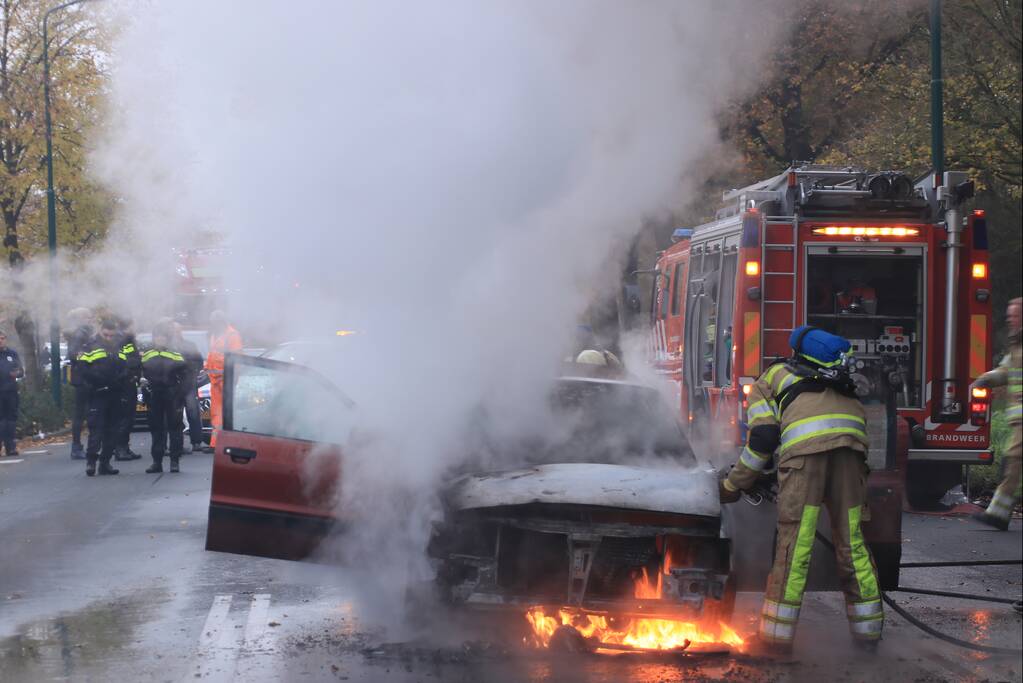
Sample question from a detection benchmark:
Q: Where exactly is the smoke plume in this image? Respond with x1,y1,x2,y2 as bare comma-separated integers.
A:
93,1,781,627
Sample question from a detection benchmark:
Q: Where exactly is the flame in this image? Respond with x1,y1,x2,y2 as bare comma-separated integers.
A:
525,607,744,651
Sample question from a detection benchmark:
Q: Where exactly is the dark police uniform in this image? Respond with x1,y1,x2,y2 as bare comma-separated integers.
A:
0,346,24,456
78,342,128,475
175,337,204,449
115,334,142,460
66,325,94,458
141,348,186,472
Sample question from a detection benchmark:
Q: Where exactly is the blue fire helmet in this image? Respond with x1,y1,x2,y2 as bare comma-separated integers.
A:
789,326,850,367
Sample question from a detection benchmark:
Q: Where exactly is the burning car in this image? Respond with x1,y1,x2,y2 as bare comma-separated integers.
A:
426,373,742,651
204,352,744,651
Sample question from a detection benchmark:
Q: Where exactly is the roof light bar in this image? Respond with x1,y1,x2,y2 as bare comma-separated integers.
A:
811,226,920,237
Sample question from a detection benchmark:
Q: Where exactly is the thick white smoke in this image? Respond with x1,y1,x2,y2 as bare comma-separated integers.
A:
95,1,781,627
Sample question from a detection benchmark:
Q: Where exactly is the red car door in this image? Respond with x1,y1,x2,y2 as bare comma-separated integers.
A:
205,353,353,561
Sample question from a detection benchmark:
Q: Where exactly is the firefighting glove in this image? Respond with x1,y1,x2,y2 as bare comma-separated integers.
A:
719,478,742,504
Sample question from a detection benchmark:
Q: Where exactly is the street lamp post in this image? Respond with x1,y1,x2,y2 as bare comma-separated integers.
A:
42,0,94,406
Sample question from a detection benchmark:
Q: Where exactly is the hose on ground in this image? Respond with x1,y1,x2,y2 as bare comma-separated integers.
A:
812,531,1023,655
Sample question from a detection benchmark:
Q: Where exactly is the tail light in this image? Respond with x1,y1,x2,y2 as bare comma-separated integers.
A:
970,386,990,426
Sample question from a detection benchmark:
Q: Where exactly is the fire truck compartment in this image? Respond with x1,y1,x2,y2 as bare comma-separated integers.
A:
805,245,925,409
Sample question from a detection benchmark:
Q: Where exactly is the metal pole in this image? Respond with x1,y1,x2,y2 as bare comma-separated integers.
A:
43,0,95,406
930,0,944,184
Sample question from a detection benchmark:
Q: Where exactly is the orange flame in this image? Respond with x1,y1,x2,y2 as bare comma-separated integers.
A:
525,607,744,651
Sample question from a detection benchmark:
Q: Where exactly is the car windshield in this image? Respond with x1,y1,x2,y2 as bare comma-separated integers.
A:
467,378,694,468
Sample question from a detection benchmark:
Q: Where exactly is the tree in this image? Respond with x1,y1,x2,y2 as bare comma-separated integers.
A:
1,0,110,388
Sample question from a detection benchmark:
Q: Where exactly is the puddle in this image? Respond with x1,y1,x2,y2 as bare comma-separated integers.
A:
0,587,169,681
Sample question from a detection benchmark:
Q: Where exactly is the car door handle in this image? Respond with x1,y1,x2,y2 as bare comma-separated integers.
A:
225,447,257,464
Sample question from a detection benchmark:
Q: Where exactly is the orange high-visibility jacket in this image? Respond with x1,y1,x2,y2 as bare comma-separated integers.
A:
205,326,243,378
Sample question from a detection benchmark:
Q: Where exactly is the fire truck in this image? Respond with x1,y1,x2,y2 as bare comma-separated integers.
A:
649,164,992,583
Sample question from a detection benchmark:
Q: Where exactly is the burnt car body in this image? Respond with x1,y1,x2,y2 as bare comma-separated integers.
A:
427,376,734,622
204,353,737,624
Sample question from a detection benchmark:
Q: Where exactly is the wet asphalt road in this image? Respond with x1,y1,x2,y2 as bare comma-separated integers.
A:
1,435,1021,682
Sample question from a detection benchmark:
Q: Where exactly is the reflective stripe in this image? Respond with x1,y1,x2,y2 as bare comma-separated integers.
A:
121,343,136,354
740,446,772,471
763,364,786,388
848,505,880,600
847,600,883,620
780,414,866,452
759,616,795,642
763,599,800,622
850,617,883,638
799,352,842,368
79,350,108,363
777,371,802,393
142,350,185,362
987,492,1017,520
783,505,820,604
747,399,776,423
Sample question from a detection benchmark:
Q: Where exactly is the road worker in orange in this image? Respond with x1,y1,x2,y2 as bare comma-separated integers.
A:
720,326,883,655
204,310,242,452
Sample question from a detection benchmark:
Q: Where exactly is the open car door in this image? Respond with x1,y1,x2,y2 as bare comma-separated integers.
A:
205,353,354,560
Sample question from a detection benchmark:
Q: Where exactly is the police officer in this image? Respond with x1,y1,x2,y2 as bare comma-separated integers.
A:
0,330,25,457
720,325,883,654
78,318,128,476
114,316,142,461
173,322,205,454
142,323,187,473
971,297,1022,531
65,308,94,460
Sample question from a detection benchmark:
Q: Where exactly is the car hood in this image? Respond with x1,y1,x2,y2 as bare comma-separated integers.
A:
446,463,720,518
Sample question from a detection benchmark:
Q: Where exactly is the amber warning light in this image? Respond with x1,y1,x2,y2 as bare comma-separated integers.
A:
812,226,920,237
971,263,987,279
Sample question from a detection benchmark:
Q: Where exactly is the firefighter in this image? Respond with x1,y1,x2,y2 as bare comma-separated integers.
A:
0,329,25,457
113,316,143,461
719,325,882,654
205,310,242,452
971,297,1022,531
142,323,187,473
78,318,128,476
65,308,95,460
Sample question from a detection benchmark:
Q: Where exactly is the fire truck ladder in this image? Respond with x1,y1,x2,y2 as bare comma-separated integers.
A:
761,218,798,351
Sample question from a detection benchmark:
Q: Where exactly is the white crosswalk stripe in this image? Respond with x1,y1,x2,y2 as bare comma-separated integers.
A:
187,593,277,682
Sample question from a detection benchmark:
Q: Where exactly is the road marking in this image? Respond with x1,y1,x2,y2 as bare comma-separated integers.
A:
190,594,238,683
23,450,48,454
232,594,275,680
0,459,24,464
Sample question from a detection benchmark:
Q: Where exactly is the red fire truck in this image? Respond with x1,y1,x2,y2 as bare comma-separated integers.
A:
649,164,992,528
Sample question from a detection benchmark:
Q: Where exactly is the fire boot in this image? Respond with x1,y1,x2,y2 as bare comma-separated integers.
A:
972,511,1010,531
146,458,163,474
169,457,180,474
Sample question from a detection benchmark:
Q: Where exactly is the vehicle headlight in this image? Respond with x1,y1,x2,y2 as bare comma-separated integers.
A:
175,264,190,278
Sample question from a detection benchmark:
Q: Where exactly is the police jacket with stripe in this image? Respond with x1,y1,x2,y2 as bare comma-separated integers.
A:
976,334,1021,424
78,344,129,393
118,333,142,383
727,360,869,492
66,326,94,387
141,348,186,391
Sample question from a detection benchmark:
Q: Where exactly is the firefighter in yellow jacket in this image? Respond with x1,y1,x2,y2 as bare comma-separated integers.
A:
720,325,882,653
971,297,1021,531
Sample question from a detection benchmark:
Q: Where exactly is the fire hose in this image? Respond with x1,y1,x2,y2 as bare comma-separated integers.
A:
744,481,1023,655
